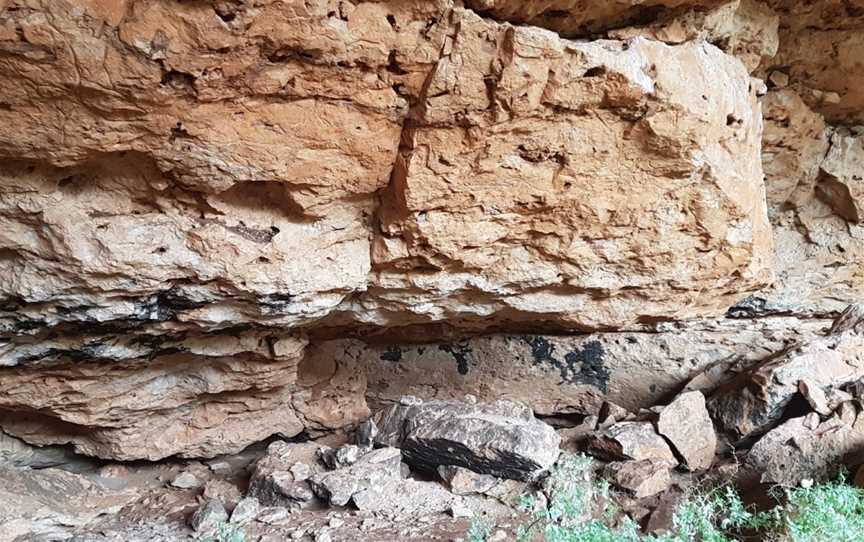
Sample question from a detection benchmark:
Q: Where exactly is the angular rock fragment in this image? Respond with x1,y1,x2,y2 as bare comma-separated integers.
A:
230,497,261,525
438,465,500,496
308,447,406,507
374,398,560,481
189,499,228,533
798,379,832,416
817,131,864,223
586,422,677,465
656,391,717,471
171,472,201,490
248,441,323,508
356,419,379,451
746,411,864,486
761,89,830,208
710,307,864,440
605,460,673,499
203,480,242,512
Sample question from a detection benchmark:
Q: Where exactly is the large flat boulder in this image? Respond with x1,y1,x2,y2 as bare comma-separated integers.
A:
374,398,560,481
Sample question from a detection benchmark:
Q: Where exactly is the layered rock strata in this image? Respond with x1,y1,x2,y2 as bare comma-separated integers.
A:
0,0,861,460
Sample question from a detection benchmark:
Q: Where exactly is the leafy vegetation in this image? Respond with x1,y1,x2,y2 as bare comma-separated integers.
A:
463,453,864,542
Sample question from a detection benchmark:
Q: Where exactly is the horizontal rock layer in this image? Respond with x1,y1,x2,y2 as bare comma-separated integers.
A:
0,0,862,460
0,0,770,336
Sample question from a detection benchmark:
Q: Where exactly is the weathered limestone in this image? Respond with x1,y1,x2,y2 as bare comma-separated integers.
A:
0,0,778,460
374,398,561,481
371,25,772,330
610,0,779,71
586,422,676,464
710,307,864,440
761,89,829,209
309,318,829,416
0,334,368,460
656,391,716,471
0,0,771,337
817,130,864,223
746,412,864,486
763,0,864,124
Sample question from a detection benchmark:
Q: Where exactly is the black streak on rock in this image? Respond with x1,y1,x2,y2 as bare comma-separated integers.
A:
726,295,768,318
564,341,610,393
438,342,472,375
523,336,610,392
380,346,402,362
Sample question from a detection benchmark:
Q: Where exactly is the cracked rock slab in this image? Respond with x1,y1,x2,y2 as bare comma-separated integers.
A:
374,398,561,481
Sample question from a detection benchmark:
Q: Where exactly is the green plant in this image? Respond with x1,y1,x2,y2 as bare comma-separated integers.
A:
772,477,864,542
462,519,492,542
462,454,864,542
200,522,246,542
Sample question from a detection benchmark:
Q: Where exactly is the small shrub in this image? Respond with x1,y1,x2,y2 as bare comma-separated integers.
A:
462,519,492,542
773,477,864,542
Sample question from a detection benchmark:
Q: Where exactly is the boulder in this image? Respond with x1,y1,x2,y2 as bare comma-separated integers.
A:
189,499,228,533
248,441,323,508
308,447,407,507
605,460,673,499
586,422,677,465
656,391,717,471
374,398,560,481
746,410,864,486
437,465,500,496
710,305,864,440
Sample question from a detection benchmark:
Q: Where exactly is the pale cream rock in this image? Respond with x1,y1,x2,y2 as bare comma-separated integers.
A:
817,130,864,223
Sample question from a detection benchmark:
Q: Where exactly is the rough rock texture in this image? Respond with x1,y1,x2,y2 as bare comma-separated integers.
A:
1,0,863,465
0,334,368,460
463,0,728,37
586,422,676,464
746,412,864,486
0,0,769,336
0,0,785,461
248,440,325,508
308,447,406,507
605,460,673,499
656,391,716,471
0,466,136,542
610,0,779,71
762,0,864,124
710,320,864,441
374,398,561,481
311,318,826,415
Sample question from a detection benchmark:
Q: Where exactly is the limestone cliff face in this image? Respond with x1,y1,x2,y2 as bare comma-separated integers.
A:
0,0,861,460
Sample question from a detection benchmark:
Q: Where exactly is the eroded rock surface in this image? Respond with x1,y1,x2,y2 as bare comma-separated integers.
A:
0,0,783,461
374,398,561,481
0,334,368,460
710,312,864,440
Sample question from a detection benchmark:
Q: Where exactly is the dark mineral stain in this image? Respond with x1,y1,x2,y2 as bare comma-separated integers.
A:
438,342,472,375
564,341,610,393
380,346,402,362
726,295,768,318
522,336,610,392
